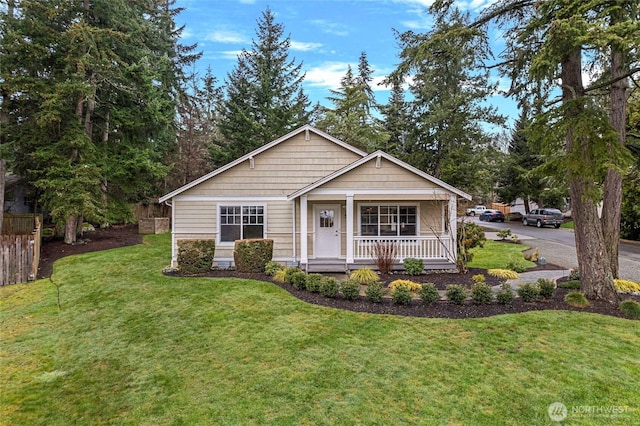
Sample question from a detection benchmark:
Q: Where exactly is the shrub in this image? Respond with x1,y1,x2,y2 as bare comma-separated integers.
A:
471,282,493,305
497,228,511,240
568,267,580,281
524,247,540,262
537,279,555,299
272,269,288,283
517,283,539,302
619,300,640,319
290,271,308,290
320,277,339,298
340,279,361,301
372,242,397,275
264,260,282,276
349,268,379,285
365,282,386,303
457,222,486,266
488,269,519,280
564,291,590,308
445,284,467,305
558,280,581,289
614,279,640,294
505,261,527,273
389,279,421,292
284,267,302,284
418,283,440,305
177,240,216,275
233,239,273,273
391,285,413,305
510,234,520,244
496,283,515,305
403,258,424,275
471,274,486,284
305,274,323,293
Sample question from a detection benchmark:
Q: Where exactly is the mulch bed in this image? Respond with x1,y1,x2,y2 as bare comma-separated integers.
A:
38,225,638,319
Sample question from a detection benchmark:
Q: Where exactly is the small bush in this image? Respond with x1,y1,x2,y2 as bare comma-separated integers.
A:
619,300,640,319
568,267,580,281
305,274,323,293
488,269,519,280
177,240,216,275
497,229,511,240
614,279,640,294
290,271,308,290
445,284,467,305
340,279,361,301
320,277,339,298
564,291,590,308
391,285,413,305
365,282,386,303
471,274,486,284
418,283,440,305
389,279,421,292
524,247,540,262
517,283,539,302
349,268,379,285
510,234,520,244
373,241,397,275
471,282,493,305
264,261,282,276
272,269,288,283
496,283,515,305
233,239,273,273
284,267,302,284
505,261,527,273
537,279,555,299
558,280,581,289
403,258,424,275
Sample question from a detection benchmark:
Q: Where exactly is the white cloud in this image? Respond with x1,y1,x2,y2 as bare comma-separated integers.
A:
309,19,350,37
290,41,323,52
204,30,248,44
305,62,390,92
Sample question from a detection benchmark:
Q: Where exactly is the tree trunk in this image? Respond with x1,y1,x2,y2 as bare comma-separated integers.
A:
0,159,5,233
601,18,626,279
64,214,79,244
561,48,618,303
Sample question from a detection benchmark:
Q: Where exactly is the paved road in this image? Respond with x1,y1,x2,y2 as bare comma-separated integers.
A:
462,216,640,283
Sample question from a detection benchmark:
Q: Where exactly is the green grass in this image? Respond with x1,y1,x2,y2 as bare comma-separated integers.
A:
2,234,639,425
561,220,574,229
467,240,536,270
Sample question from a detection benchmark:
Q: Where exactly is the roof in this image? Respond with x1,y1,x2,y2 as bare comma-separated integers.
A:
287,151,472,201
159,125,367,203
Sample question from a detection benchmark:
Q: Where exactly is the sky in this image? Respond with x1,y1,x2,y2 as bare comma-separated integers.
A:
175,0,517,132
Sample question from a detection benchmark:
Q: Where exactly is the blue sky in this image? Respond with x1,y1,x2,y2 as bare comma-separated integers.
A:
175,0,517,131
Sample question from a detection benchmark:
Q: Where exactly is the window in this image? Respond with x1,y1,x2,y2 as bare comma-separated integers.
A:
220,205,264,242
359,205,417,236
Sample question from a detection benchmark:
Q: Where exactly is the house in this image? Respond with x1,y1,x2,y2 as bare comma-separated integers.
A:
159,125,471,272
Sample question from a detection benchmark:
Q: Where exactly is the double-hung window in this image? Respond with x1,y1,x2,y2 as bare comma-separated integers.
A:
360,205,417,236
220,205,264,242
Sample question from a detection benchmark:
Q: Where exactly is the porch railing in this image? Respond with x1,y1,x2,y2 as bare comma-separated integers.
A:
353,235,453,261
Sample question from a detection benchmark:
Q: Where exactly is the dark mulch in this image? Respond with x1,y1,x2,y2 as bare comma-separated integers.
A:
38,225,638,319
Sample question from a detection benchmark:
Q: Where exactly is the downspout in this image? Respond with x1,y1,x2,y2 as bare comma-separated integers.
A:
292,199,297,264
163,199,175,266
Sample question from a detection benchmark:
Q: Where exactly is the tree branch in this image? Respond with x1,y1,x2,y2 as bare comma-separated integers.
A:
584,67,640,94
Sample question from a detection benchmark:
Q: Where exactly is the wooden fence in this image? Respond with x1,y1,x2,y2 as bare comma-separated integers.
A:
1,215,42,286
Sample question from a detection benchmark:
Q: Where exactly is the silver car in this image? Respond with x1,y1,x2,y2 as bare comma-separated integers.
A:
522,208,563,228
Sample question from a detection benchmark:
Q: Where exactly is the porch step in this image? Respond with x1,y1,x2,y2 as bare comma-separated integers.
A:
305,260,348,273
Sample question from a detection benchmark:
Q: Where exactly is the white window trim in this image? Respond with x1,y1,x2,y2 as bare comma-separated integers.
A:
217,203,268,246
356,203,420,237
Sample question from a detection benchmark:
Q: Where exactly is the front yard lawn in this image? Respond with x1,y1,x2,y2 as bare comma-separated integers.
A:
1,233,638,425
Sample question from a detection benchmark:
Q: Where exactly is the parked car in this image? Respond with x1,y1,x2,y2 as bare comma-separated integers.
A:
507,211,523,221
479,209,505,222
522,208,563,228
465,205,487,216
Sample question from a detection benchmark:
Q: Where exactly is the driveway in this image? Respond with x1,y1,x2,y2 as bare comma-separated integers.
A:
462,216,640,283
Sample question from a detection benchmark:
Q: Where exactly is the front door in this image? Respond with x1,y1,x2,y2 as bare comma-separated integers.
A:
314,204,341,258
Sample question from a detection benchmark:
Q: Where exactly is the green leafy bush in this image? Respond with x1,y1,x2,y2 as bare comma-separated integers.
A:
365,282,386,303
264,261,282,276
537,279,555,299
418,283,440,305
349,268,379,285
517,283,539,302
272,269,288,283
568,267,580,281
290,271,308,290
505,261,527,273
496,283,515,305
305,274,323,293
177,240,216,275
471,282,493,305
284,267,302,284
497,229,511,240
233,239,273,273
445,284,467,305
403,258,424,275
471,274,486,284
558,280,581,289
320,277,339,298
457,222,486,263
619,300,640,319
391,285,413,305
564,291,589,308
340,279,361,301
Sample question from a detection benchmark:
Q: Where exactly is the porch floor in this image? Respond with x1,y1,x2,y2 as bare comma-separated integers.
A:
305,259,457,274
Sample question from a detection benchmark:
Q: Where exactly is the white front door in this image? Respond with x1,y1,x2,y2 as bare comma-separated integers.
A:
314,204,341,258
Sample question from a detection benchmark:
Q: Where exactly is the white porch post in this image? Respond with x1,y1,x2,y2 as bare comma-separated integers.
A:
300,195,308,264
346,194,354,263
449,195,457,263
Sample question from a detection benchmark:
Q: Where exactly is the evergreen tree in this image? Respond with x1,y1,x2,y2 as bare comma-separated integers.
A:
213,7,310,163
379,78,408,155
